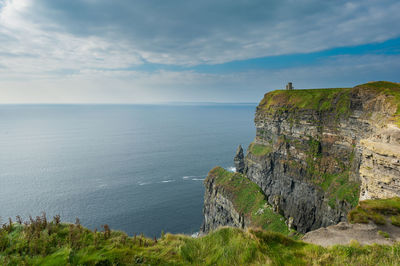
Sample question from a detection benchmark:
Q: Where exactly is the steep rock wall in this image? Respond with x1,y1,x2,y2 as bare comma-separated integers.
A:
201,174,247,233
359,127,400,200
201,167,290,235
245,81,400,233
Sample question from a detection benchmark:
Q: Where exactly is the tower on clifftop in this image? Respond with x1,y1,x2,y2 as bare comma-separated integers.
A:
285,82,293,90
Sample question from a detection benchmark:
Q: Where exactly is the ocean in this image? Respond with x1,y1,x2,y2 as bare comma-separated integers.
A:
0,104,255,237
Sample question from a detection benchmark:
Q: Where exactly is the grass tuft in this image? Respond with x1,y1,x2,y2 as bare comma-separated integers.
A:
2,215,400,265
348,197,400,225
378,230,390,239
391,215,400,227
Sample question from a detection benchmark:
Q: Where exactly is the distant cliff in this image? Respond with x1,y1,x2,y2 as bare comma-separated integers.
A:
202,81,400,234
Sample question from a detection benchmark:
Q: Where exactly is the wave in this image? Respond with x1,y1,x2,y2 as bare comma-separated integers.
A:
192,178,205,181
138,182,152,186
161,180,175,183
227,166,236,172
182,175,203,179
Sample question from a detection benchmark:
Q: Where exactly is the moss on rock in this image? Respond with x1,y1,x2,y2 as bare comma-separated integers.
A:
248,142,273,156
207,167,291,235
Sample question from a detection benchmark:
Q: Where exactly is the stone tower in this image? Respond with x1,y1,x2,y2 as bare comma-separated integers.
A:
286,82,293,90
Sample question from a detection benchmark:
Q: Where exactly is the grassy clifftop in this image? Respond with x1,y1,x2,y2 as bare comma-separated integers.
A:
258,81,400,126
2,216,400,265
258,87,352,115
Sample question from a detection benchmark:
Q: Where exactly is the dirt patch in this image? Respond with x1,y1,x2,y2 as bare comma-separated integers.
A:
302,221,400,247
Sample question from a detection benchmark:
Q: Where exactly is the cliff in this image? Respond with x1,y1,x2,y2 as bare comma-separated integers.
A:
202,81,400,234
201,167,291,235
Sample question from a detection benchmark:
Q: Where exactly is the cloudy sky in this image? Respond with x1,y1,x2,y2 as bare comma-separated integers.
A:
0,0,399,103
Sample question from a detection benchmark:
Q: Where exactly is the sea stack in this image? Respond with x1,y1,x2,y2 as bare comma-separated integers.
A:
234,145,245,173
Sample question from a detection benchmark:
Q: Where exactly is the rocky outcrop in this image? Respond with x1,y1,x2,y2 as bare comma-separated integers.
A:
234,145,245,173
201,81,400,235
244,81,400,233
201,82,400,236
302,221,400,247
201,174,247,233
201,167,290,235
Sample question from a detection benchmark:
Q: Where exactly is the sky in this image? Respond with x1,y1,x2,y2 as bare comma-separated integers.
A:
0,0,399,104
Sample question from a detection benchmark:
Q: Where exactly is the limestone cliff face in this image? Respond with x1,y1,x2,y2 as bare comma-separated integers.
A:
245,81,400,233
359,128,400,200
201,81,400,235
201,174,247,233
201,167,290,235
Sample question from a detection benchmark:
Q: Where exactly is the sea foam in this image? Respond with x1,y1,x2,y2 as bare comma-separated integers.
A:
227,166,236,172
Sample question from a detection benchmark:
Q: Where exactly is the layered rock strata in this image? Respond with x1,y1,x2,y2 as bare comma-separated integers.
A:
245,82,400,233
201,167,290,235
202,81,400,234
201,173,247,233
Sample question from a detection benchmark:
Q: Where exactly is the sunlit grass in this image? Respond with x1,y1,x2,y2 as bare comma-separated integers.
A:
2,219,400,265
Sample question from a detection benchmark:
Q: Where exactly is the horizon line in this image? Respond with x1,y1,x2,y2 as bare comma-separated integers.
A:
0,101,259,106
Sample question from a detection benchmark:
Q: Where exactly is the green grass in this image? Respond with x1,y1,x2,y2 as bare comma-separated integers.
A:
2,220,400,265
248,142,273,156
348,197,400,226
391,215,400,227
359,81,400,90
207,167,291,235
258,87,352,117
378,230,390,239
259,81,400,127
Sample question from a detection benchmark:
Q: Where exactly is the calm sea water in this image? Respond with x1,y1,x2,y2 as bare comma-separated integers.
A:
0,104,255,237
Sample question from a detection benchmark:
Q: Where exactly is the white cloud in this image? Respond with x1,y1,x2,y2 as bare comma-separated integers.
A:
0,0,143,78
0,0,399,103
1,53,399,103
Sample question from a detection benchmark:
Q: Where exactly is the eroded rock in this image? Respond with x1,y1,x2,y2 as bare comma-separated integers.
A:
234,145,245,173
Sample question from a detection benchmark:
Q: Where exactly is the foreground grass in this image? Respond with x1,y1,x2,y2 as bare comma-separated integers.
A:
348,197,400,226
1,216,400,265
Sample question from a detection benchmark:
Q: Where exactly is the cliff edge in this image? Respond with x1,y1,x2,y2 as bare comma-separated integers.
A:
202,81,400,234
201,167,293,235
